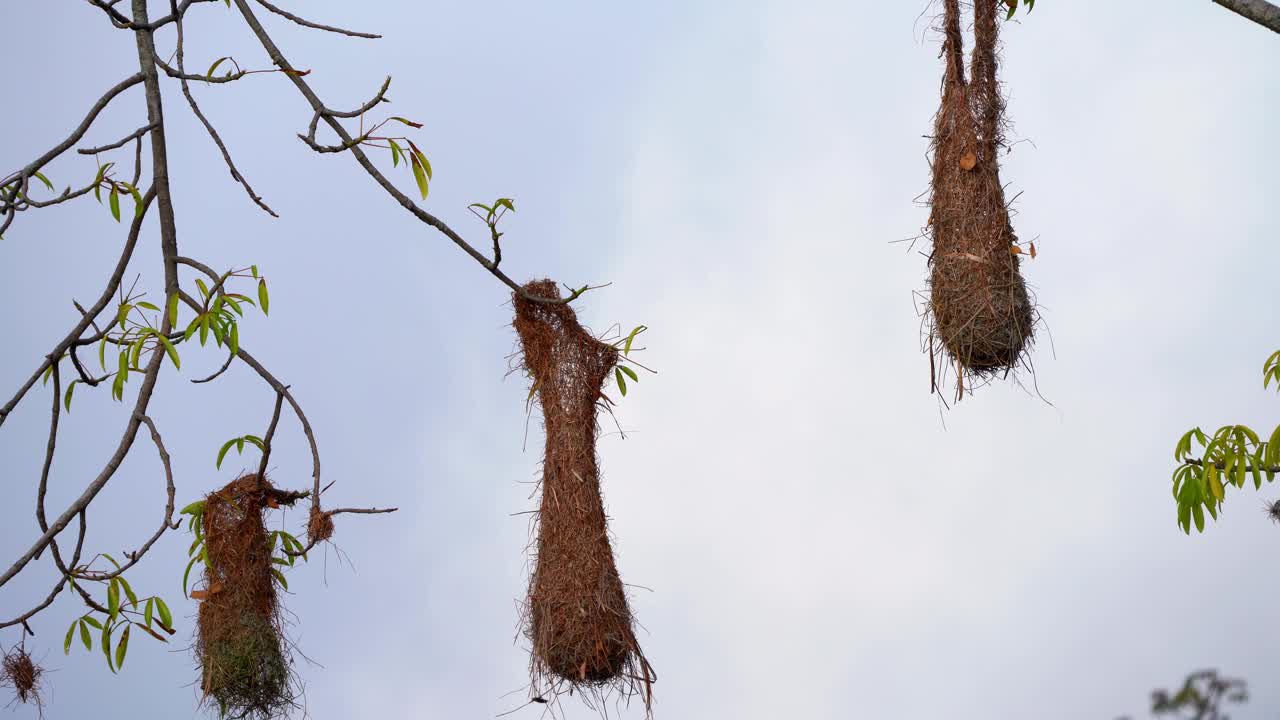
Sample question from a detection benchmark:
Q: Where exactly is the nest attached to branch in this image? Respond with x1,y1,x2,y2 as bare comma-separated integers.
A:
195,473,298,720
925,0,1037,398
1,643,43,715
513,280,655,713
307,505,334,545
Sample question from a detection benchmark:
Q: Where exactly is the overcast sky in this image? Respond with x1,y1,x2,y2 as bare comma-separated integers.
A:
2,1,1278,719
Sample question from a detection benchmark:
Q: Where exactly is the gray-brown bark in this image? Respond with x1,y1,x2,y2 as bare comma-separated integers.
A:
1214,0,1280,33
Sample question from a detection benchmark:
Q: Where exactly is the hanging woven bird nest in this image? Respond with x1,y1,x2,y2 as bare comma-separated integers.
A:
925,0,1037,398
512,280,655,712
307,505,334,545
1,643,44,715
195,473,298,720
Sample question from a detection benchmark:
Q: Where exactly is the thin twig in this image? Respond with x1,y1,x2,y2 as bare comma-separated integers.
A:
230,0,596,306
77,122,157,155
171,0,278,216
253,0,381,39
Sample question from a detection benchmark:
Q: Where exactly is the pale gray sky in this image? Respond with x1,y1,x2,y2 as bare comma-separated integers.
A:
1,2,1278,719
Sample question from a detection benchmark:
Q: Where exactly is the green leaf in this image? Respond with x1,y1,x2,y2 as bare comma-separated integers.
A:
410,144,432,181
183,556,200,598
1178,501,1191,534
32,170,54,192
496,197,515,212
229,322,239,356
389,139,403,167
64,380,77,412
1207,466,1224,501
155,597,172,631
206,56,231,79
179,499,205,516
165,292,180,325
243,435,265,451
115,624,130,670
389,116,423,128
65,618,77,654
80,618,93,651
271,568,288,590
129,336,144,369
109,185,121,222
1175,430,1194,461
117,303,133,329
41,363,54,386
129,185,143,218
1192,503,1205,533
81,615,103,630
257,279,269,315
184,314,202,341
107,578,121,623
615,367,627,396
216,438,238,469
103,553,121,570
250,265,259,279
118,576,138,608
195,278,209,301
199,314,210,346
136,301,160,312
101,623,113,672
624,325,647,355
620,365,638,382
410,154,429,200
157,333,180,370
144,597,154,627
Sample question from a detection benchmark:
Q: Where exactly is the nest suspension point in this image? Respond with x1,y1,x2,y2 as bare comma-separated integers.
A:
513,279,655,712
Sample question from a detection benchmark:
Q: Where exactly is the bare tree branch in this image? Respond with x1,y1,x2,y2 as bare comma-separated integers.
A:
253,0,382,39
0,188,155,429
0,73,143,189
256,389,286,479
1185,457,1280,476
86,0,218,32
0,0,185,592
229,0,593,306
170,0,278,216
78,122,157,155
1214,0,1280,33
72,413,179,582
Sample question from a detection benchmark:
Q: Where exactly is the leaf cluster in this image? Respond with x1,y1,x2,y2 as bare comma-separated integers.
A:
1171,351,1280,533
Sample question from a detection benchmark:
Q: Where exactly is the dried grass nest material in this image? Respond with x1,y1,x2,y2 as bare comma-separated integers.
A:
195,473,298,720
1,643,44,715
307,505,334,545
513,279,655,712
926,0,1037,395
